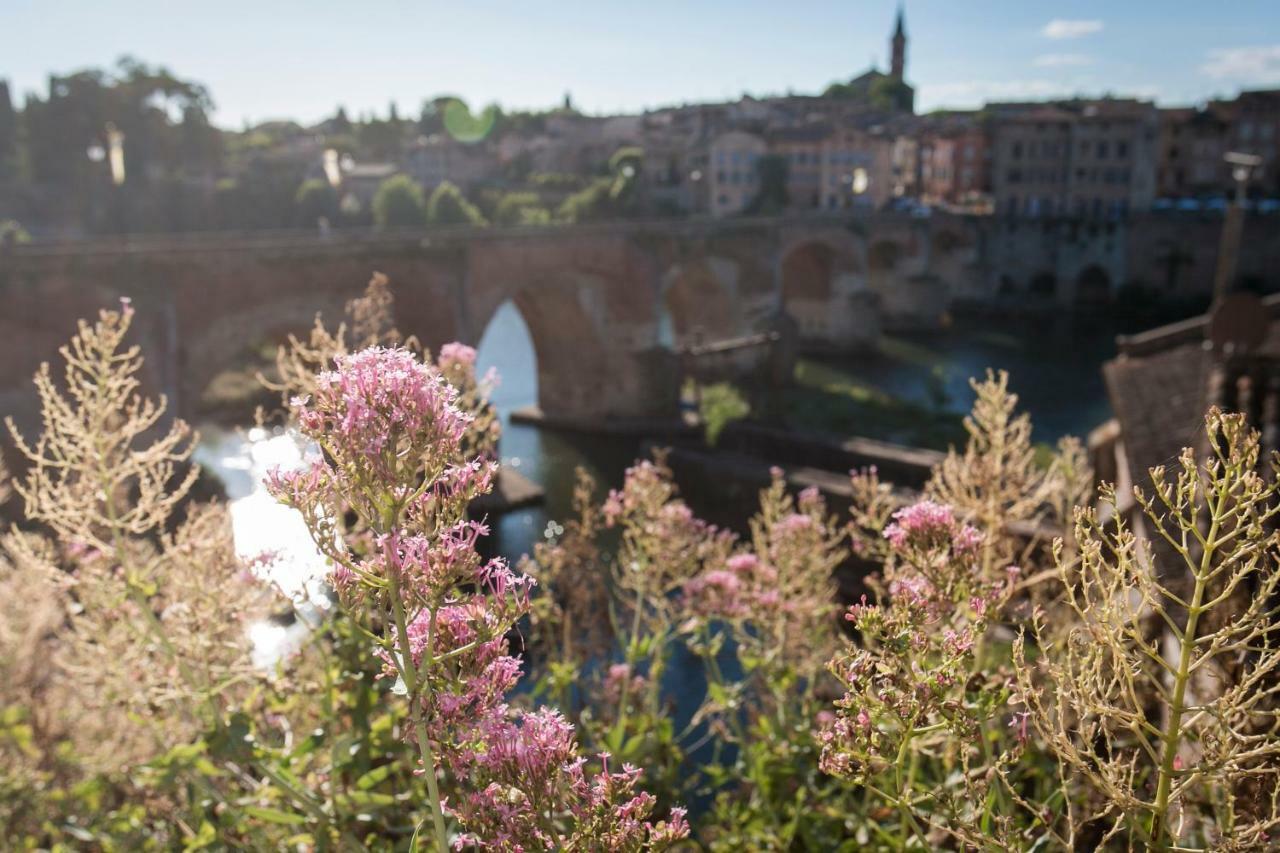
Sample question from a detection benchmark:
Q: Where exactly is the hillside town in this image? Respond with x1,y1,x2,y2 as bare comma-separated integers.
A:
1,8,1277,244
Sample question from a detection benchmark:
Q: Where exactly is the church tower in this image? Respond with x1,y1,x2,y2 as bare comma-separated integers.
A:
890,5,907,81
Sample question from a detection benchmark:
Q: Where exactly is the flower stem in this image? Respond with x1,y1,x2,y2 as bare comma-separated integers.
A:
1151,484,1220,849
392,584,449,852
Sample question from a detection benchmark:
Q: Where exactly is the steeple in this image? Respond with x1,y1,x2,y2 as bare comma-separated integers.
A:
890,4,907,80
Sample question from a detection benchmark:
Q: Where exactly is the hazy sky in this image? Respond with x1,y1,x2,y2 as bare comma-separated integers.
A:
4,0,1280,126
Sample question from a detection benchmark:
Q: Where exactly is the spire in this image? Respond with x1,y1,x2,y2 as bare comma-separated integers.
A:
890,4,907,80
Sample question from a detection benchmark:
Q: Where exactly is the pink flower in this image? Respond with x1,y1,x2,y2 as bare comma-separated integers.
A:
883,500,956,549
438,342,477,369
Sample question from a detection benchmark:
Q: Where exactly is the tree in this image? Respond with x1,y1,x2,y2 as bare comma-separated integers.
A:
332,106,352,134
746,154,789,215
371,174,426,228
426,181,486,227
493,191,550,226
558,147,646,223
0,80,15,180
869,76,913,112
294,178,338,227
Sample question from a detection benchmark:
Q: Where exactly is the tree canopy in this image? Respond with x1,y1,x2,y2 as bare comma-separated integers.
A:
371,174,426,228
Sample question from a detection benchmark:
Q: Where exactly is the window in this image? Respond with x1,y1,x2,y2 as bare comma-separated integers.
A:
1097,141,1109,159
1117,141,1129,158
1008,168,1022,184
1012,141,1023,159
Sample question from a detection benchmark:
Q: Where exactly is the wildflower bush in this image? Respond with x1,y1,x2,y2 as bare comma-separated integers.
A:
1,283,1278,851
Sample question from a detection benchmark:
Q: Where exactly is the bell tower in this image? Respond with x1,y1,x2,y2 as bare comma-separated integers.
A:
890,5,907,81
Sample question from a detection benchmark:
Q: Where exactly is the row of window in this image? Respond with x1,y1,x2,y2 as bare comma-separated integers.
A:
1006,167,1133,185
1004,195,1130,218
1238,121,1278,141
716,169,758,186
1010,139,1131,160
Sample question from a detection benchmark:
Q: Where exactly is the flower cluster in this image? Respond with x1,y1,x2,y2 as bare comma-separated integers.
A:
449,710,689,851
883,500,981,555
682,553,778,620
270,345,685,851
820,499,1009,783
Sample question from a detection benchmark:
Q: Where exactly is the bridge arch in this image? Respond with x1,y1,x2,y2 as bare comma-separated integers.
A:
183,290,351,417
659,260,737,348
778,234,869,346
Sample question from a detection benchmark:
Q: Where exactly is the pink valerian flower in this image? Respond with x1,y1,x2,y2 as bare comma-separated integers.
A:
778,512,814,533
271,345,683,848
882,500,982,557
602,663,648,706
1009,708,1032,745
437,342,478,375
446,710,689,851
288,346,472,491
683,552,780,620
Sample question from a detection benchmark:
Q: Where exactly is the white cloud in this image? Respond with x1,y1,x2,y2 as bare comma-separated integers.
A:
1201,45,1280,83
1042,19,1104,40
1033,53,1094,68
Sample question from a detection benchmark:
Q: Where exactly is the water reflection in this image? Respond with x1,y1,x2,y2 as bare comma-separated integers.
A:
476,301,640,563
192,424,329,666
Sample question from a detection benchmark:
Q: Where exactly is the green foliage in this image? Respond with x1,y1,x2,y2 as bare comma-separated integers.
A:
745,154,789,215
494,191,551,226
556,147,644,223
696,382,750,446
425,180,487,227
293,178,337,226
556,178,614,223
0,219,30,245
868,76,914,112
371,174,426,229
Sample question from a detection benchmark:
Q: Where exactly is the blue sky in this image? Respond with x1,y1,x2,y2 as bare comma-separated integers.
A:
3,0,1280,126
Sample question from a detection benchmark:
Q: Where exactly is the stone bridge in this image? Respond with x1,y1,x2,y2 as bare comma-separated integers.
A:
0,213,972,425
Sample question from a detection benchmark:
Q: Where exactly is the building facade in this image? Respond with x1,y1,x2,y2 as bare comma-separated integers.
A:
990,99,1158,219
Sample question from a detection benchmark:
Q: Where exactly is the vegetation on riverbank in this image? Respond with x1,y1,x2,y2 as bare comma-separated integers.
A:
3,291,1278,849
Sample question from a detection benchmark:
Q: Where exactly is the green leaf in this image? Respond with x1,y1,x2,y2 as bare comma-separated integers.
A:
355,764,393,790
183,820,218,851
243,805,308,826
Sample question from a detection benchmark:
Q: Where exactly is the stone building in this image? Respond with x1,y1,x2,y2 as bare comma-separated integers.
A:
707,130,767,217
1156,107,1230,198
989,98,1159,219
1218,89,1280,197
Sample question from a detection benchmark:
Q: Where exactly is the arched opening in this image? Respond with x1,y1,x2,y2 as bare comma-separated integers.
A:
782,242,835,301
1029,271,1057,297
477,300,538,418
780,242,837,340
1075,264,1112,306
662,262,736,349
186,294,349,420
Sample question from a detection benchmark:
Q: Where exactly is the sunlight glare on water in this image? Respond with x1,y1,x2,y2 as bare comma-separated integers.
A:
193,424,331,667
